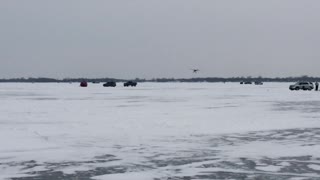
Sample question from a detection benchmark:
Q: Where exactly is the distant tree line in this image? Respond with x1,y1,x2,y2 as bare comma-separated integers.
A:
149,76,320,83
0,76,320,83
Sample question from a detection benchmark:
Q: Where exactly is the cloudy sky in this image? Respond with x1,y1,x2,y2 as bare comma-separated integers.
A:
0,0,320,79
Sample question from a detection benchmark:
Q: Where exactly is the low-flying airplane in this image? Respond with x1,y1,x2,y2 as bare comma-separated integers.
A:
191,69,200,73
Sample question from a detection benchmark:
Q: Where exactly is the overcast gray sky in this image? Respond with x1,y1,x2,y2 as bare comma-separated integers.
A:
1,0,320,79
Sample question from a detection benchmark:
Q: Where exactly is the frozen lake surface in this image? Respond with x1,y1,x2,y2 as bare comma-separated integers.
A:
1,82,320,180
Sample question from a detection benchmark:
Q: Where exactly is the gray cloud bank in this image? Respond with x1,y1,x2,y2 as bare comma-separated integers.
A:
1,0,320,78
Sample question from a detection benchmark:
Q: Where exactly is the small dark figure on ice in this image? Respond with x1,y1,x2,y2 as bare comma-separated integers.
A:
315,82,319,91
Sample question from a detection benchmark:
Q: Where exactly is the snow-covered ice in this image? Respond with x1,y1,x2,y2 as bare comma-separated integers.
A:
1,82,320,179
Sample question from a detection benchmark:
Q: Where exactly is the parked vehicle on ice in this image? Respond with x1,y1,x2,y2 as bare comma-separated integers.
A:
124,81,137,87
103,82,116,87
289,82,314,91
240,81,253,84
254,81,263,85
80,81,88,87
